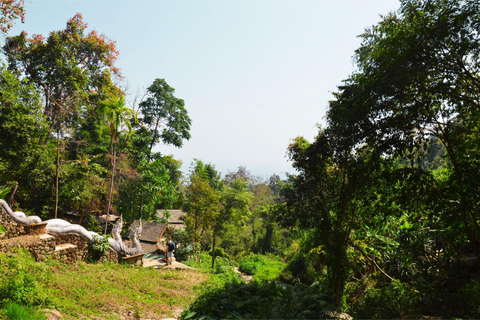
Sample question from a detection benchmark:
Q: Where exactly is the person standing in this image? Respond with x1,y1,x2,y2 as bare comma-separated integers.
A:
165,237,175,265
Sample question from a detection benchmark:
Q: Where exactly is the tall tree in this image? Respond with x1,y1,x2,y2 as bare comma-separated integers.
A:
0,0,24,33
137,78,191,159
4,13,121,146
328,0,480,264
3,13,121,217
211,178,252,268
0,67,52,209
183,170,220,262
98,95,136,234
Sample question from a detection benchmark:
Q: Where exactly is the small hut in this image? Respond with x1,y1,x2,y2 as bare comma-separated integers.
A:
124,220,169,254
157,209,186,230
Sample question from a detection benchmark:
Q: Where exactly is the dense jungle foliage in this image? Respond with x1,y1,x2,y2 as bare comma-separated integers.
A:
1,0,480,318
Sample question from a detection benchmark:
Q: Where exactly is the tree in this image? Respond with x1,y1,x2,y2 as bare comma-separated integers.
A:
280,133,360,306
211,178,252,268
0,67,52,210
4,13,121,146
183,171,220,262
327,0,480,265
97,95,136,234
117,155,181,224
137,78,191,159
3,13,122,217
0,0,24,33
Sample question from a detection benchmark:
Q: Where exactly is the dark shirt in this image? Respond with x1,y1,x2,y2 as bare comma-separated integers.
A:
167,241,175,252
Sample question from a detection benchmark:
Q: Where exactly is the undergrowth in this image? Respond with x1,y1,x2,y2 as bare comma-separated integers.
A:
0,248,52,319
0,248,206,319
239,253,285,281
181,281,337,320
180,252,337,319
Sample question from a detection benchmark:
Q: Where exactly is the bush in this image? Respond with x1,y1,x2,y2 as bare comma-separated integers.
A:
239,254,285,282
91,234,110,253
351,279,421,318
181,280,336,320
1,302,47,320
0,249,51,308
279,250,320,285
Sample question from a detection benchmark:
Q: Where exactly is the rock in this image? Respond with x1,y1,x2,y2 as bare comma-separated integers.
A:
328,311,353,320
43,309,62,320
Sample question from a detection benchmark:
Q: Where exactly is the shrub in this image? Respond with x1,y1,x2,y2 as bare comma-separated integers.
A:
279,250,320,285
1,302,47,320
91,234,110,253
0,249,51,308
181,280,336,320
239,254,285,282
351,279,421,318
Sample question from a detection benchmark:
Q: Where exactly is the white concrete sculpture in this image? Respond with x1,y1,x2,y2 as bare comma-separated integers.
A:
0,199,142,256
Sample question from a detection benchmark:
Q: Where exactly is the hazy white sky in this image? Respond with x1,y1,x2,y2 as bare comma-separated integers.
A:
9,0,400,179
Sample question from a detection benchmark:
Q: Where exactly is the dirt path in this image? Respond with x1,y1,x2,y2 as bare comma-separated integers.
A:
143,255,194,270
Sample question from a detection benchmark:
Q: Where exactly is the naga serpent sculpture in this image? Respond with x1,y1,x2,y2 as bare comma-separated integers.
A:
0,199,143,256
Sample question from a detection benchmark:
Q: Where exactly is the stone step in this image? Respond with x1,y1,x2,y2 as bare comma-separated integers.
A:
55,243,77,252
40,234,54,241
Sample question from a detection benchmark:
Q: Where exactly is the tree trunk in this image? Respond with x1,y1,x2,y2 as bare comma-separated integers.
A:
262,223,273,254
211,229,218,269
105,141,117,235
8,184,17,207
54,125,60,219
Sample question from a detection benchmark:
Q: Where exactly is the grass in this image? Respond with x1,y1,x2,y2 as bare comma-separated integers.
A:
45,261,208,319
239,253,286,282
0,249,292,319
182,252,240,289
178,252,339,320
0,249,208,319
3,302,47,320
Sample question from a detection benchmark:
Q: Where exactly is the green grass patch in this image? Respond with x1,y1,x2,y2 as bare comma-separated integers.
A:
239,254,286,281
1,302,47,320
45,261,207,319
0,248,208,319
183,252,239,288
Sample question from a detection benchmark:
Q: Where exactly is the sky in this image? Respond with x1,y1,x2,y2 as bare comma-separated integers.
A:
8,0,401,180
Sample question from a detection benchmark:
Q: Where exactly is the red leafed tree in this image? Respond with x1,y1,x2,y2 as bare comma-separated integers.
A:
0,0,25,33
3,13,122,218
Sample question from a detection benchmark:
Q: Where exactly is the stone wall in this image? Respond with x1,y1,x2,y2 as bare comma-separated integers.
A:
0,205,28,239
55,233,120,263
0,205,119,264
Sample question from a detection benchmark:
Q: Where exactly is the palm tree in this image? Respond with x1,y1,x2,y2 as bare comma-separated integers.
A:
98,95,137,234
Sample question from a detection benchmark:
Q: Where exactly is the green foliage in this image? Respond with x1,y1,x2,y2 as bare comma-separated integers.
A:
91,234,111,254
183,169,221,262
138,78,192,153
1,302,47,320
351,279,421,319
211,178,253,268
0,185,11,199
181,281,336,320
238,254,285,281
58,154,108,219
0,249,51,308
0,67,53,211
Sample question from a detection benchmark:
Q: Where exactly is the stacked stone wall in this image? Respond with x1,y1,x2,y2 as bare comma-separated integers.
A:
0,206,120,265
55,233,120,263
0,234,55,260
0,205,28,239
